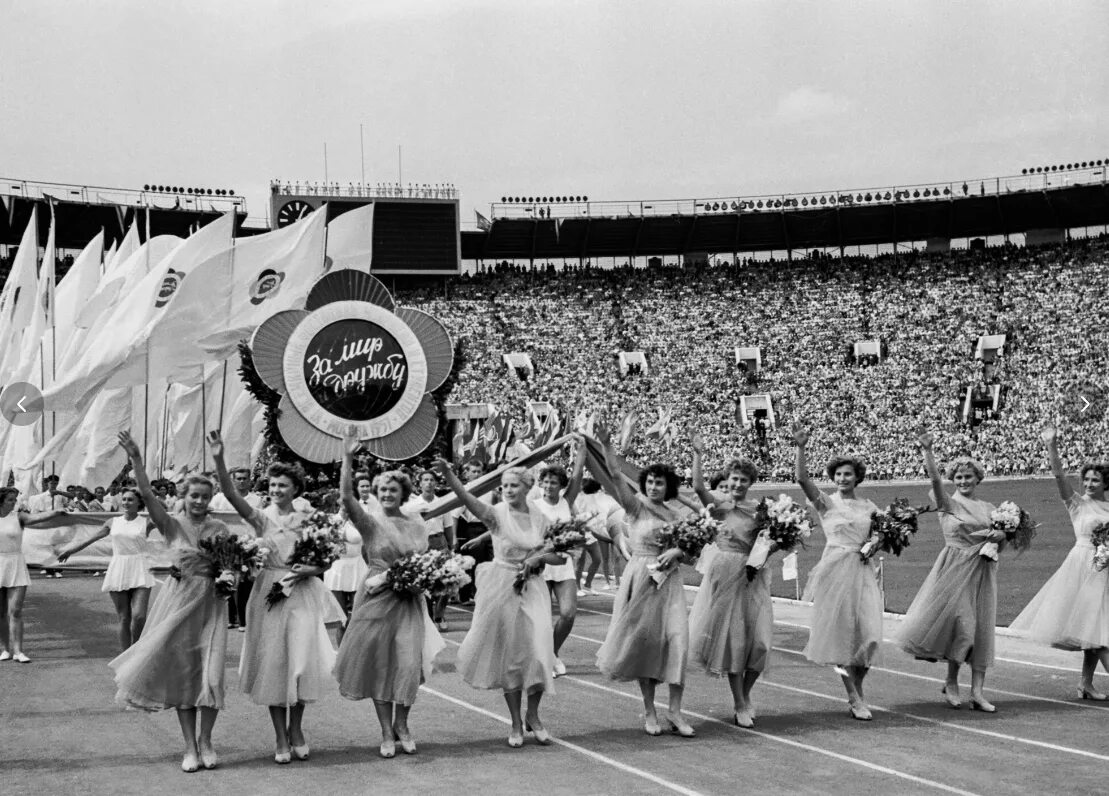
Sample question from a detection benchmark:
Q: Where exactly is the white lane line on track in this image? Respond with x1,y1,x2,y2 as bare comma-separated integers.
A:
445,608,980,795
423,646,707,796
561,675,982,796
769,618,1107,680
562,627,1109,763
767,644,1109,714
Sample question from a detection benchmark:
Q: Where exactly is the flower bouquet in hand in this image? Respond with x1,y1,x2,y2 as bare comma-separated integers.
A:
860,499,933,562
1090,521,1109,572
648,511,720,586
266,512,346,608
177,532,269,598
975,501,1037,561
384,550,477,599
513,515,595,593
428,550,476,599
746,494,813,582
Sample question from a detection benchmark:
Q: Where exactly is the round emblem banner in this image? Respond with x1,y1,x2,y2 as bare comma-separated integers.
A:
283,300,428,439
302,318,409,421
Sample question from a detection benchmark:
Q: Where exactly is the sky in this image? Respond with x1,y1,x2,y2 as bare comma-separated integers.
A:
1,0,1106,229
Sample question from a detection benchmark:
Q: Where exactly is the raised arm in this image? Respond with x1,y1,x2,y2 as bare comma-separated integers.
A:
690,433,717,507
434,457,496,525
207,430,258,522
791,422,823,505
563,437,587,506
1041,424,1074,502
18,506,67,527
340,431,381,543
118,431,178,543
591,421,638,513
56,521,112,562
918,429,951,513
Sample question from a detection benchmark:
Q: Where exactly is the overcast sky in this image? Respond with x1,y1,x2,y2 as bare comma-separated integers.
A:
1,0,1106,228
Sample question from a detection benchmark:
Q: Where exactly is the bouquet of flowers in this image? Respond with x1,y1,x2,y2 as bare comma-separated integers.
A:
383,550,477,598
976,501,1037,560
175,532,269,598
746,494,813,581
266,513,347,608
513,515,595,594
860,499,933,562
647,511,720,586
1089,521,1109,571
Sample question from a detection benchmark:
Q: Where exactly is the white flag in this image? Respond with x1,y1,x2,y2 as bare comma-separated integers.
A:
325,202,374,272
781,551,799,582
54,231,104,356
0,207,41,381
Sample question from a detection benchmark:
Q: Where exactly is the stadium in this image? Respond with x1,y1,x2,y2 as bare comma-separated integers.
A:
2,4,1108,796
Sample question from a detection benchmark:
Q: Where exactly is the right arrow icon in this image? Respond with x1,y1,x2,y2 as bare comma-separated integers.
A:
1081,396,1091,413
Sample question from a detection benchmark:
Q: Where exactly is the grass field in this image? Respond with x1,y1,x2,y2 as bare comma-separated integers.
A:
742,477,1071,624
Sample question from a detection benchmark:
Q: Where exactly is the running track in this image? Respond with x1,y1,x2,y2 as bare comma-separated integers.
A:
2,575,1106,796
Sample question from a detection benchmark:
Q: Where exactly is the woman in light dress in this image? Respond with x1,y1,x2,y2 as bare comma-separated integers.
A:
792,422,882,721
334,436,443,758
533,447,585,676
687,434,771,728
0,488,66,664
110,431,231,772
595,429,696,738
1010,425,1109,699
322,494,369,645
897,432,1002,712
59,487,157,651
438,459,561,748
210,430,344,765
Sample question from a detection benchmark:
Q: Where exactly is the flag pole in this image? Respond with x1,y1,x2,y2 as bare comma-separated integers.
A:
160,383,171,473
199,366,208,471
218,360,228,430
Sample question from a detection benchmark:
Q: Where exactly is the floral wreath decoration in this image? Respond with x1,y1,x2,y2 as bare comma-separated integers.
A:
249,269,454,463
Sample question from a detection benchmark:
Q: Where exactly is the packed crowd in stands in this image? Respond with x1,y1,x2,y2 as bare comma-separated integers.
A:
398,237,1109,482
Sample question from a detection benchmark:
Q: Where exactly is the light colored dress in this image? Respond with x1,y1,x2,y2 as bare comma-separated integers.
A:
102,515,156,592
109,513,230,710
898,491,998,669
688,496,773,675
535,496,576,583
333,512,444,705
0,512,30,588
802,492,883,667
458,502,555,694
323,520,369,592
597,497,689,684
239,505,345,707
1010,493,1109,650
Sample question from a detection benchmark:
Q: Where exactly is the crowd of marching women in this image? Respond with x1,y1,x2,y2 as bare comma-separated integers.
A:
1,419,1106,774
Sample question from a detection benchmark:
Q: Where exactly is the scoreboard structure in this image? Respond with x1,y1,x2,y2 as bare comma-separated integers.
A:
270,189,460,275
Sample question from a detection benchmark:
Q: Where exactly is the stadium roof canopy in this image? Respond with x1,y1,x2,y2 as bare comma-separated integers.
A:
462,183,1109,261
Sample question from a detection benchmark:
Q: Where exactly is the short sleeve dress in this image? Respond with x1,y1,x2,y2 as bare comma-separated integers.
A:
535,496,576,583
238,505,346,707
897,491,998,669
457,501,556,694
688,496,773,676
1009,493,1109,650
101,515,156,592
596,497,689,685
322,520,370,593
801,492,883,667
333,512,445,705
109,513,230,710
0,511,30,588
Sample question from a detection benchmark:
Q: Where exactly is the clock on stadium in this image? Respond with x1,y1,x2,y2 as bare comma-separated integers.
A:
276,199,315,227
249,269,454,462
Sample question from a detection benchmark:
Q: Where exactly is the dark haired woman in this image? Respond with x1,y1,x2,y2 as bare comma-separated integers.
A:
687,434,770,728
534,448,585,676
110,432,230,772
792,422,882,721
59,487,157,650
898,432,1001,712
595,429,695,737
0,488,66,664
438,460,562,748
209,431,344,764
334,436,443,758
1010,425,1109,699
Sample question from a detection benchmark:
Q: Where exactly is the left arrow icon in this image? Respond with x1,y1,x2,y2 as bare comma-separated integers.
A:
16,397,26,412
